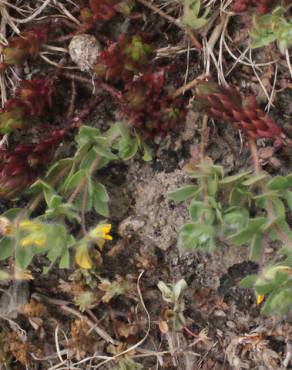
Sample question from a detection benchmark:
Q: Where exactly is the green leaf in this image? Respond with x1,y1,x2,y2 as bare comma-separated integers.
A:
59,249,70,269
64,169,86,192
283,190,292,211
93,138,117,160
239,274,257,288
45,158,73,180
189,200,215,225
93,183,109,217
249,233,263,262
118,135,139,161
219,171,250,185
80,147,98,170
178,222,214,252
15,247,34,269
75,126,100,147
242,172,268,186
167,185,199,203
1,208,21,220
267,175,292,191
142,141,152,162
229,217,266,246
223,208,249,235
207,176,218,196
253,190,279,201
229,186,252,207
29,179,52,193
0,237,13,260
271,198,285,219
255,282,274,295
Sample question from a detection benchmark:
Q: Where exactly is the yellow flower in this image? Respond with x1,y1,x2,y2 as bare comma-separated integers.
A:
256,294,265,305
21,237,35,247
34,237,46,247
20,235,46,248
19,220,43,232
75,243,92,269
89,224,112,248
19,220,35,229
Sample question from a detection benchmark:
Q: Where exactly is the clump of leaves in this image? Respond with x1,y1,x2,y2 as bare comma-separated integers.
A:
194,80,287,146
250,6,292,53
98,276,127,302
69,319,95,360
94,35,154,82
0,130,64,199
0,28,47,70
168,158,292,314
0,123,151,277
158,279,187,331
233,0,277,14
3,332,41,367
123,71,186,138
241,250,292,316
80,0,133,27
181,0,210,29
0,78,53,133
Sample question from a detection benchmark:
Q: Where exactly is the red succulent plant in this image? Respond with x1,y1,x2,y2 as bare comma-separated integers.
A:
94,35,154,82
123,71,185,138
0,130,64,199
79,0,132,27
0,78,53,134
195,80,286,146
233,0,278,14
0,28,47,70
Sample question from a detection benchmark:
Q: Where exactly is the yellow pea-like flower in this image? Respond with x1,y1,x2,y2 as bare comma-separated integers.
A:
256,294,265,305
89,224,112,249
75,243,92,269
21,237,35,247
20,235,46,248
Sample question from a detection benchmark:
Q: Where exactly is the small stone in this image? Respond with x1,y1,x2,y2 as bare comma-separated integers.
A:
118,216,145,238
69,34,100,72
214,310,226,317
227,321,236,329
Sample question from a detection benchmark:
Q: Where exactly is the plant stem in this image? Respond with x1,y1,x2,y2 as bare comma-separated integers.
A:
81,185,88,236
248,138,260,174
68,155,100,204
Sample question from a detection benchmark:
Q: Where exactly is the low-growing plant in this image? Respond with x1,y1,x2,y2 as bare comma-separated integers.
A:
158,278,188,331
181,0,210,30
233,0,278,14
194,79,287,145
0,122,151,277
250,6,292,53
94,35,154,82
123,70,186,138
167,158,292,315
0,77,53,133
0,28,47,71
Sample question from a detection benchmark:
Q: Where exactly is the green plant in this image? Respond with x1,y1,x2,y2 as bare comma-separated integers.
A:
0,122,151,277
167,158,292,315
158,279,187,331
181,0,210,30
250,6,292,53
